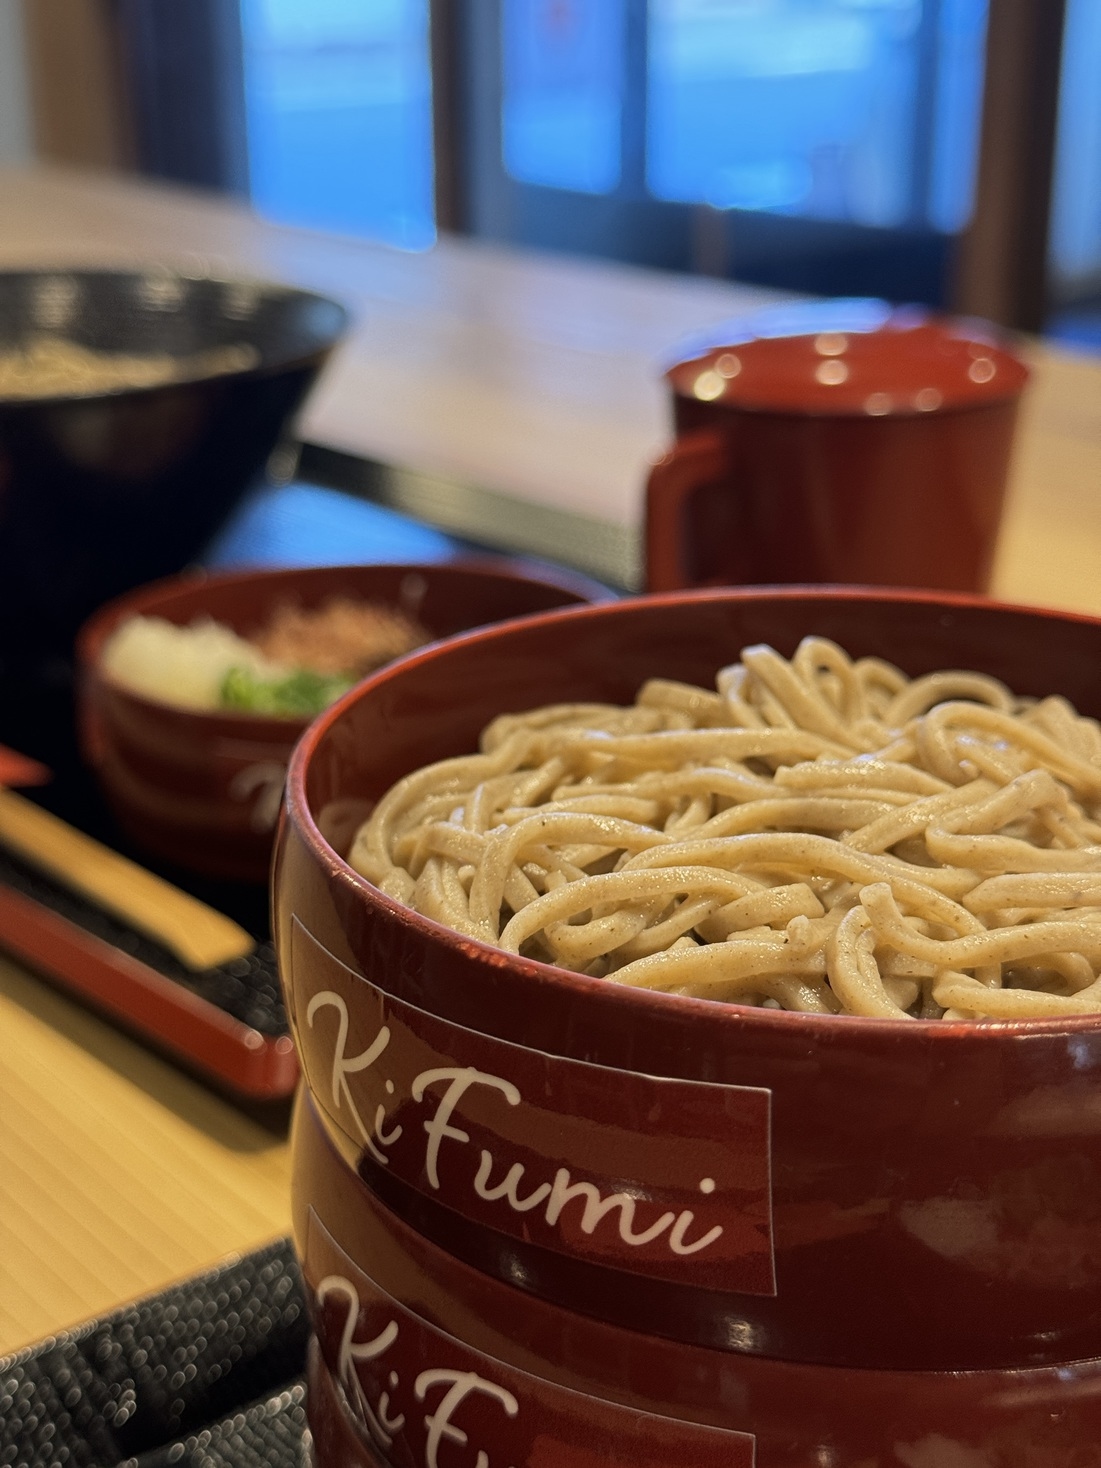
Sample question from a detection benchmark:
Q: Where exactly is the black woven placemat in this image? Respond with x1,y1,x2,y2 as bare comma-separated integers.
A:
0,1240,310,1468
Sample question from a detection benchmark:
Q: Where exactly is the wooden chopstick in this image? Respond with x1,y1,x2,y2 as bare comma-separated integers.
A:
0,788,255,971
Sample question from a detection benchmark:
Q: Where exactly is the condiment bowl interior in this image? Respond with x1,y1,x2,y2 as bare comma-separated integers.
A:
77,559,609,883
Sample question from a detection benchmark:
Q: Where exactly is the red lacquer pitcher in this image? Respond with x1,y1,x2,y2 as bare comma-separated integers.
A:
646,300,1030,593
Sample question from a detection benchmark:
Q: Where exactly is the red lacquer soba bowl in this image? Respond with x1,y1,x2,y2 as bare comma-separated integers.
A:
275,588,1101,1389
293,1087,1101,1468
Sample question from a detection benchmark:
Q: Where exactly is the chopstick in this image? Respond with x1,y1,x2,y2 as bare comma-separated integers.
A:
0,788,255,971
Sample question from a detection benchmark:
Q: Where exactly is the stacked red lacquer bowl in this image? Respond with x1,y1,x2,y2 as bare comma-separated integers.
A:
275,588,1101,1468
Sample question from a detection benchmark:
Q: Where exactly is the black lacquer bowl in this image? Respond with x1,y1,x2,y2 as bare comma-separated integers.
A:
0,267,347,664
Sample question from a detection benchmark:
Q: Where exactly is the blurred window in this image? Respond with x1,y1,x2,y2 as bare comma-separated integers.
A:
645,0,986,231
492,0,989,237
503,0,627,193
134,1,1099,329
237,0,990,254
1049,0,1101,287
239,0,435,249
926,0,988,233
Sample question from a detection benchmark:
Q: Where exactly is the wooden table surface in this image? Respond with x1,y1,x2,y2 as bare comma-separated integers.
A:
2,164,1101,1360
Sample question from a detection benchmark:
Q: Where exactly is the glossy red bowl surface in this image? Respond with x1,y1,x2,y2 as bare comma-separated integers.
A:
293,1088,1101,1468
77,559,607,883
276,587,1101,1373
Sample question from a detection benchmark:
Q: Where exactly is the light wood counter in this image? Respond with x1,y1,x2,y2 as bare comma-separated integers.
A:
2,164,1101,1359
989,347,1101,612
0,954,290,1355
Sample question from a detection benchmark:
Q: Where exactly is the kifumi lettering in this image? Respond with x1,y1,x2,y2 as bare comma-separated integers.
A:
291,916,776,1296
319,1273,518,1466
307,991,723,1259
307,1215,758,1467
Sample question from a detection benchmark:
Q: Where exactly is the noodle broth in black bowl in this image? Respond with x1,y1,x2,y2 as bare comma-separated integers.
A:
276,587,1101,1463
0,267,347,675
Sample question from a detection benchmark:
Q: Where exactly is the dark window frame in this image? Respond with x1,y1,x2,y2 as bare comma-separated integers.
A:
116,0,249,195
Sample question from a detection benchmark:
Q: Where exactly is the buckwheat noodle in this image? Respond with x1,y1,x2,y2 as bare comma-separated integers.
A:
349,639,1101,1021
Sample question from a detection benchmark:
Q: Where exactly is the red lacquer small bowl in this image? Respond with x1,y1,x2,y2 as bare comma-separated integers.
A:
293,1088,1101,1468
275,587,1101,1376
77,559,607,883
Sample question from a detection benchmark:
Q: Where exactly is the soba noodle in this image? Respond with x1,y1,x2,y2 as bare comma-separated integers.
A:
349,639,1101,1020
0,337,259,398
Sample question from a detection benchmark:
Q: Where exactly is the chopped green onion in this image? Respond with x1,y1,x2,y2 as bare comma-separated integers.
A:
219,666,355,717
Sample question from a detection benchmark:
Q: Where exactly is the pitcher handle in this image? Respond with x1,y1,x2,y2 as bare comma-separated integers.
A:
644,427,730,592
